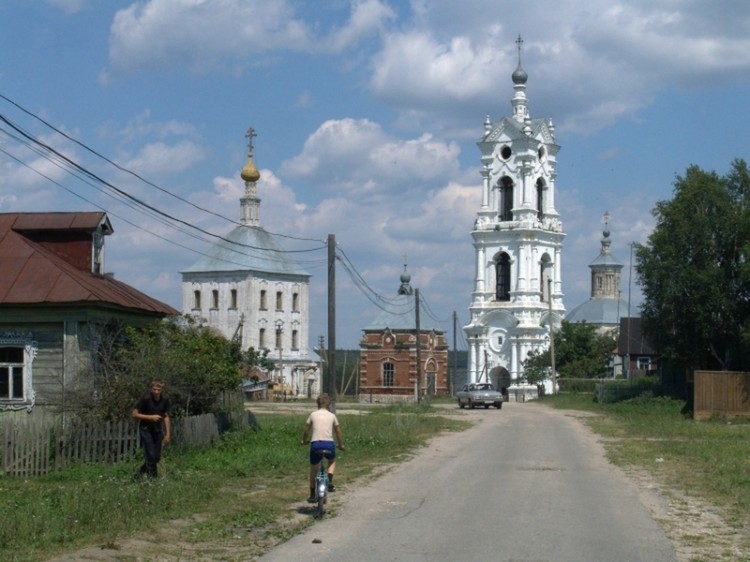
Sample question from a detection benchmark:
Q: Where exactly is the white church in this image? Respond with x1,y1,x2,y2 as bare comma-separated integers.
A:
181,129,319,398
463,36,565,399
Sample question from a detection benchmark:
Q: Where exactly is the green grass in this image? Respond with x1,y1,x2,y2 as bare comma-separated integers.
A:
540,393,750,525
0,403,468,561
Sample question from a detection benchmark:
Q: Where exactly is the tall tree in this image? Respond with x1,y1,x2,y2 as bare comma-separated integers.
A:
636,159,750,371
523,321,615,383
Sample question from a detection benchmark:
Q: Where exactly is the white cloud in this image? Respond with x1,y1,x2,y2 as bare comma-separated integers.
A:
106,0,312,75
105,0,395,77
322,0,396,53
280,118,461,202
120,140,206,179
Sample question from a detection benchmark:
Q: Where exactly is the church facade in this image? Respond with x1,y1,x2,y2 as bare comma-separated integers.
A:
463,37,565,397
181,130,318,398
359,267,449,402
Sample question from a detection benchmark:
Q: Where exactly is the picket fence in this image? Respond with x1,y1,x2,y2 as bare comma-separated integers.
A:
1,412,247,477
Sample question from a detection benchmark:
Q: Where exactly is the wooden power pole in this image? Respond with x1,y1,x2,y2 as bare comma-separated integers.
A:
327,234,337,410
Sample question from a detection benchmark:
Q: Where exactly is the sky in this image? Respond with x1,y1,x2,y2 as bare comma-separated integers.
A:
1,0,750,350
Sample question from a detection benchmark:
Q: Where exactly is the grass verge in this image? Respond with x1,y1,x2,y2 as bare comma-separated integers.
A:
540,393,750,531
0,401,469,561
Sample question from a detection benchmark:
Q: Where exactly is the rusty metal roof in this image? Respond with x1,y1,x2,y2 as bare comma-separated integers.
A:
10,211,113,233
0,212,177,315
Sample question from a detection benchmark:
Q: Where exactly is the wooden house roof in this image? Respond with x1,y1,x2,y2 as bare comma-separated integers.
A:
0,212,177,315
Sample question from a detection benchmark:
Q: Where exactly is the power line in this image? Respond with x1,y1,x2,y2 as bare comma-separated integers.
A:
0,113,327,265
0,92,323,245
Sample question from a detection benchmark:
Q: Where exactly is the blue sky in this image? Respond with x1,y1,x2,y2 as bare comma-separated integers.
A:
1,0,749,349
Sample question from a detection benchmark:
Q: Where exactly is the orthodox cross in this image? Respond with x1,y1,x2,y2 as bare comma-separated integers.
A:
245,127,256,156
515,34,524,63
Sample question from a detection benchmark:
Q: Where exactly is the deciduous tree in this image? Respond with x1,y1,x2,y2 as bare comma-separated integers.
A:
635,159,750,370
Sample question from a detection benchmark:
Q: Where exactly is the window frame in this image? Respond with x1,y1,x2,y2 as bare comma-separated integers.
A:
0,334,38,412
382,361,394,387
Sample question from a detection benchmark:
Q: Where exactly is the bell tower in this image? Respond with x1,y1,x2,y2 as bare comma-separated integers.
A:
463,36,565,397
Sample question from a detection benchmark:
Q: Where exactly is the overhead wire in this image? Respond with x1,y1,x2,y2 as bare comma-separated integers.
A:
0,92,321,245
0,111,328,270
0,94,461,334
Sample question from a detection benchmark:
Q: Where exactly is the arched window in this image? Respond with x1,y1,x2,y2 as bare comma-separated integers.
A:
540,254,552,301
499,177,514,221
536,178,545,220
496,253,511,301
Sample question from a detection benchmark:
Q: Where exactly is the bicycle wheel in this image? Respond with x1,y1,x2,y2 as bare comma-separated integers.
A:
317,493,326,517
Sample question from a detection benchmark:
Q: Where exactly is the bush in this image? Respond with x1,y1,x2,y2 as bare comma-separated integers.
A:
595,376,660,403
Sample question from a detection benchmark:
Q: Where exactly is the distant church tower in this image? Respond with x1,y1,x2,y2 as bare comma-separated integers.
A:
181,129,318,397
463,36,565,397
566,212,629,332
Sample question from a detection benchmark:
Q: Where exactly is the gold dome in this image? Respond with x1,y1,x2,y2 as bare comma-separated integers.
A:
241,155,260,183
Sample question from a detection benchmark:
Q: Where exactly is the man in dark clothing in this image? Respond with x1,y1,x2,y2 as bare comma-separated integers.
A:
132,379,171,479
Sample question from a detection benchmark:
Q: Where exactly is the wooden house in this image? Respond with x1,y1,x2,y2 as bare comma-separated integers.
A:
0,212,177,418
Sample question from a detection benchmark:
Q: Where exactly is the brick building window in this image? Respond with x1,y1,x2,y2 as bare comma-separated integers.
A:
382,362,394,387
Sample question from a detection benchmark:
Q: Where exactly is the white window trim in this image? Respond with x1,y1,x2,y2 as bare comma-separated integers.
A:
0,331,38,412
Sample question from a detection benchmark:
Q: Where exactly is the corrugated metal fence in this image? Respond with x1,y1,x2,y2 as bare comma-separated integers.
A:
1,411,251,477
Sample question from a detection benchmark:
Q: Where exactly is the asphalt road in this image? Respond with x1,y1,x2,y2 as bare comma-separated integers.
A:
259,402,678,562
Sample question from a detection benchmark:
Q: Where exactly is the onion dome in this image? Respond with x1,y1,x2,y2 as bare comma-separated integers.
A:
512,64,528,85
512,34,528,84
241,155,260,183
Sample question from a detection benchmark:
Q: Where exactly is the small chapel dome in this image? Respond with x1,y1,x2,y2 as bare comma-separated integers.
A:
241,156,260,183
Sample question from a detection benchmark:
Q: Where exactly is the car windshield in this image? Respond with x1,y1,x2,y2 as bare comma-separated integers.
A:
477,384,495,390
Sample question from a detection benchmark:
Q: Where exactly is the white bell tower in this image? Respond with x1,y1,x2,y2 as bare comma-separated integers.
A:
463,36,565,397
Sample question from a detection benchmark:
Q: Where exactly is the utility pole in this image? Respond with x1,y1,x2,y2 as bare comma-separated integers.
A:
452,310,457,395
415,288,422,402
327,234,337,411
318,335,325,398
548,277,557,394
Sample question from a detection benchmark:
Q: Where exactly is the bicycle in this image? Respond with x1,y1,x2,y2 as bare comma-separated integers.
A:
312,449,332,518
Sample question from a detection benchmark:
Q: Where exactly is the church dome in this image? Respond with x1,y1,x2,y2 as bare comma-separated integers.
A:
512,64,528,85
241,155,260,183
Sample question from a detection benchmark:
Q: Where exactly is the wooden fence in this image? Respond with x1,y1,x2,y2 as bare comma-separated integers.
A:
1,411,250,477
694,370,750,420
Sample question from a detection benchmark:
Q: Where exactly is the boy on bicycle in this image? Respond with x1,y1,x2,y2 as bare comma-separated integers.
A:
301,393,344,503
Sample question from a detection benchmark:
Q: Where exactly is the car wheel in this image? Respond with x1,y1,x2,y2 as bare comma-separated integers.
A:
458,400,464,409
469,400,475,409
496,402,502,409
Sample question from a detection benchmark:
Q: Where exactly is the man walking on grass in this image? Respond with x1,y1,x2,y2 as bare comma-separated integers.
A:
132,379,171,479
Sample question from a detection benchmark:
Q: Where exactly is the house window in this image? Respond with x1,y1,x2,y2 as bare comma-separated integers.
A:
499,176,513,221
0,347,24,400
193,290,201,309
211,290,219,309
0,338,38,412
230,289,237,309
260,290,267,310
275,328,282,350
292,292,299,312
259,328,266,349
276,291,283,311
382,362,394,387
292,330,299,350
495,253,511,301
637,356,652,371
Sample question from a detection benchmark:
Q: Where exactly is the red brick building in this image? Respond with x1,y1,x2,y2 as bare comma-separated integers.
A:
359,268,449,402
